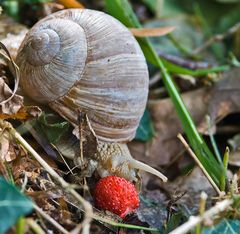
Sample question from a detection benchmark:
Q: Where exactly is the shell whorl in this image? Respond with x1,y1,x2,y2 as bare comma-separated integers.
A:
17,17,87,103
27,29,60,66
17,9,149,142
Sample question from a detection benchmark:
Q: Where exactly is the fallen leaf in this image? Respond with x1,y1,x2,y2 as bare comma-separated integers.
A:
166,167,216,217
208,67,240,123
0,130,16,162
129,88,210,166
135,190,168,229
130,26,175,37
57,0,84,8
0,106,42,120
0,77,23,115
131,68,240,167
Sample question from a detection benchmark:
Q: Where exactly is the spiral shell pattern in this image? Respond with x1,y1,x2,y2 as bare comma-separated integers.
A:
16,9,149,142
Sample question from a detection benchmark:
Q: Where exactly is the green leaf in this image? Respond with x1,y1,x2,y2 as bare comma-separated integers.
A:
35,113,70,144
105,0,224,186
0,177,33,234
203,219,240,234
135,109,155,141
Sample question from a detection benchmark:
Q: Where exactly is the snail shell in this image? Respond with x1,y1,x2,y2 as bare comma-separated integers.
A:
16,9,149,142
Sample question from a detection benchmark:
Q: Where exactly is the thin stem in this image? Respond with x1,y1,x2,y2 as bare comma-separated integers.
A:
206,115,222,165
1,120,160,233
169,199,233,234
0,120,92,234
177,133,224,196
191,22,240,55
93,214,159,232
34,204,69,234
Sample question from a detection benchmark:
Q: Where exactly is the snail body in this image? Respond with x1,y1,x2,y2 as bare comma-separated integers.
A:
16,9,167,182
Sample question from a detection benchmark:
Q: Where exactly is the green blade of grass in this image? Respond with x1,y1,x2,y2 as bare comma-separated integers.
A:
105,0,230,76
105,0,224,186
162,59,229,76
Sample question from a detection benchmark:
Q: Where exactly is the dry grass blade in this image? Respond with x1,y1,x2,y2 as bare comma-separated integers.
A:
130,26,175,37
0,120,93,234
34,204,69,234
177,133,224,197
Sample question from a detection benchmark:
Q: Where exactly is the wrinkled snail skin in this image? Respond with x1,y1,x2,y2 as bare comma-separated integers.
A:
16,9,167,182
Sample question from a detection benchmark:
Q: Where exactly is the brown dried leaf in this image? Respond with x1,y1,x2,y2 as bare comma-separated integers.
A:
0,77,41,119
129,88,210,166
131,68,240,166
0,42,41,119
130,26,176,37
166,167,215,214
0,77,23,114
134,190,168,230
0,130,16,162
57,0,84,8
0,106,42,120
208,67,240,122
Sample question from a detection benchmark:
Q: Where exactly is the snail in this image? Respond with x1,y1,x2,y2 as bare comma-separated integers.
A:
16,9,167,183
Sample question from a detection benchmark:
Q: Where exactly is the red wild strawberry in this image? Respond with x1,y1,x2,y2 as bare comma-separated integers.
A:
94,176,140,218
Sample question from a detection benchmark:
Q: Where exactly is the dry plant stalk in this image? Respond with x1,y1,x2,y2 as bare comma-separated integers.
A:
169,198,233,234
191,22,240,55
34,204,69,234
0,120,93,234
177,133,224,196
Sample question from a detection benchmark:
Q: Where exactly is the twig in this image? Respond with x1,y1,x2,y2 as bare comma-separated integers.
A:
157,51,209,70
0,120,93,234
34,204,69,234
169,198,233,234
177,133,224,196
191,22,240,55
0,120,164,233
